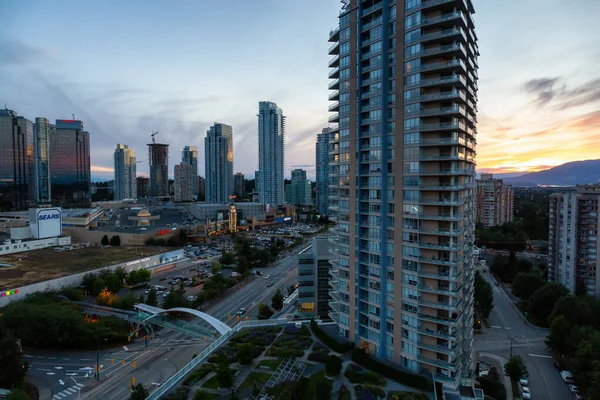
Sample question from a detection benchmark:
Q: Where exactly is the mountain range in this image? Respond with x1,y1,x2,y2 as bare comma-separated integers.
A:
502,159,600,186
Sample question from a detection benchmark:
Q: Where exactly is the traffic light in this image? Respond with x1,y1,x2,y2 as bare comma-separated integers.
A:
132,361,137,368
131,377,135,385
127,335,131,342
112,358,115,365
227,314,231,319
122,360,125,366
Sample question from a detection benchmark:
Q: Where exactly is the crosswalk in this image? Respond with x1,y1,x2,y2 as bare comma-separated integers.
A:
52,383,84,399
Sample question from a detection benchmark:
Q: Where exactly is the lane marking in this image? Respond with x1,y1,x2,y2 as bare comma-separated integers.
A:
528,353,553,359
37,368,52,371
48,357,57,360
80,358,92,361
24,355,33,358
62,358,69,361
109,387,127,399
504,327,511,330
76,383,84,388
122,345,128,351
491,325,502,328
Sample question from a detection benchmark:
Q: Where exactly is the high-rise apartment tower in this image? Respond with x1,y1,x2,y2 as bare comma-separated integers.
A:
114,144,137,200
258,101,285,206
316,128,330,215
475,173,513,227
182,146,199,198
34,117,53,204
148,143,169,197
204,123,233,204
327,0,479,390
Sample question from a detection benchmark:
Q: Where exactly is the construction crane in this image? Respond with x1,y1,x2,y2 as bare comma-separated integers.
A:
151,131,159,144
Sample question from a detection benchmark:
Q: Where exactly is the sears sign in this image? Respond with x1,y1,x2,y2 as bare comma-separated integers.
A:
29,208,63,239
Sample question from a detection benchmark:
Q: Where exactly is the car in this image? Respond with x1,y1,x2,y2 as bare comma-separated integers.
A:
264,275,271,279
519,377,529,386
521,388,531,400
267,282,274,287
237,308,246,315
569,385,580,394
186,295,196,301
162,292,169,298
573,394,584,400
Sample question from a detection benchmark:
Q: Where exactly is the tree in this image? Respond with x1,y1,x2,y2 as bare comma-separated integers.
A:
126,270,139,286
474,271,494,321
114,293,137,310
220,251,235,266
96,288,116,306
549,295,593,326
129,383,149,400
215,361,234,388
236,343,254,365
82,272,98,294
211,261,222,275
92,278,106,296
146,287,158,307
257,303,274,320
269,243,279,261
545,316,572,356
504,355,528,382
101,235,109,246
114,266,128,282
109,235,118,246
0,324,28,389
137,268,151,285
163,288,190,309
271,289,284,311
324,355,342,376
104,273,122,293
528,283,569,325
512,272,545,301
236,256,250,275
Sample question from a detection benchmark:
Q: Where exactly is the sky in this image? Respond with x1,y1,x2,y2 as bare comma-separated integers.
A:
1,0,599,181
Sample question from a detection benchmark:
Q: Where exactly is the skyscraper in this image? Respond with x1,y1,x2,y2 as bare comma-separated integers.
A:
148,143,169,197
50,119,91,208
549,185,600,298
136,176,150,198
204,123,233,204
316,128,330,215
285,168,312,206
34,117,53,204
114,144,137,200
327,0,478,390
234,172,245,198
182,146,199,198
174,162,193,202
475,174,513,227
198,176,205,201
0,109,34,210
258,101,285,206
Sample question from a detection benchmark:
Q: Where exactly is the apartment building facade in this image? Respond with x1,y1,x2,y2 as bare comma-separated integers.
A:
475,173,513,227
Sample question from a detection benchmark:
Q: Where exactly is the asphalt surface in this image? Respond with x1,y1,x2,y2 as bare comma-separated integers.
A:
474,269,572,400
25,243,307,400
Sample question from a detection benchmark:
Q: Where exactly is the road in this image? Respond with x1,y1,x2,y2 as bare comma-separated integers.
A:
26,243,307,399
475,270,572,400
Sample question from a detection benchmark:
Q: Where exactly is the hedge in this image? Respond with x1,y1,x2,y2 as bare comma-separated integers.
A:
310,319,354,353
351,349,432,391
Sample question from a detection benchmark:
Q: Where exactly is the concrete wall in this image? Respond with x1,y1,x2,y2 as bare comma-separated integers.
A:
0,236,71,256
0,249,185,307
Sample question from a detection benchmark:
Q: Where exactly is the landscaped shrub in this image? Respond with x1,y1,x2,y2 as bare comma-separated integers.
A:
351,349,432,391
308,350,329,363
310,319,354,353
325,355,343,377
387,392,429,400
355,384,385,399
345,364,386,386
231,328,278,346
268,347,304,358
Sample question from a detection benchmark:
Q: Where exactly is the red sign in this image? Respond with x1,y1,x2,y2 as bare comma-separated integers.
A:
158,229,170,235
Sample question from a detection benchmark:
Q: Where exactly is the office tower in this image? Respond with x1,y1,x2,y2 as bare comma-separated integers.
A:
33,117,53,204
0,109,34,210
254,170,260,193
549,185,600,298
114,144,137,200
174,162,193,202
148,143,169,197
297,237,332,318
50,119,91,208
285,169,312,206
182,146,199,198
234,172,245,198
475,173,513,227
198,176,205,201
258,101,285,206
136,177,149,198
316,128,330,215
204,122,233,204
327,0,478,390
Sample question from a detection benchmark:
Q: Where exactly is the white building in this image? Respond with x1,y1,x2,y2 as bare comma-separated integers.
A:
114,144,137,200
205,123,233,204
258,101,285,206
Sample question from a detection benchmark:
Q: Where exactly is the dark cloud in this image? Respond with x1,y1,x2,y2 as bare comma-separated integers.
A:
522,77,561,104
522,77,600,109
290,164,314,168
0,38,56,67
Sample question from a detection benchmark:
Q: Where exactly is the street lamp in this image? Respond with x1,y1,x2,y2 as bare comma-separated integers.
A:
509,337,516,358
96,338,108,382
165,358,178,373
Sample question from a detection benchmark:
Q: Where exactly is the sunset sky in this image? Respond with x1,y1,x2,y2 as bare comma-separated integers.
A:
1,0,599,180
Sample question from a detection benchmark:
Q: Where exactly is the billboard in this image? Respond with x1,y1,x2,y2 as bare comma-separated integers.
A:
29,208,62,239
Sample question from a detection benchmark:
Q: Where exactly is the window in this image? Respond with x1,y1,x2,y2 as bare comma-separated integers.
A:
404,28,420,43
404,59,420,73
404,103,420,116
369,41,383,54
405,12,421,29
340,56,350,67
404,132,420,144
340,42,350,55
405,43,421,58
390,4,397,19
404,118,420,130
405,73,420,86
340,68,350,80
405,0,421,11
404,88,420,101
341,27,350,41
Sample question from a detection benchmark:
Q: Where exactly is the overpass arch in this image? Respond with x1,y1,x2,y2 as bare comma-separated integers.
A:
140,306,231,335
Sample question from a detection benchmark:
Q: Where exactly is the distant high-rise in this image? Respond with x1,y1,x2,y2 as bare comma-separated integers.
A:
285,168,312,206
136,177,150,199
254,170,259,193
34,117,53,204
327,0,479,391
316,128,330,215
182,146,199,198
204,122,233,204
114,144,137,200
148,143,169,197
0,109,34,210
549,185,600,298
50,119,90,208
174,162,193,202
198,176,205,201
258,101,285,206
234,172,245,198
476,174,513,227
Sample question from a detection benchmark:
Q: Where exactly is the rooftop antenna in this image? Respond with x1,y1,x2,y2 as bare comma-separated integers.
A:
151,131,159,144
72,113,75,120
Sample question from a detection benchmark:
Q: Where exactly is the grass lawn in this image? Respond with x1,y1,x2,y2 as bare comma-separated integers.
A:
304,371,333,399
201,375,221,390
192,390,220,400
0,245,163,290
257,358,283,370
239,372,273,391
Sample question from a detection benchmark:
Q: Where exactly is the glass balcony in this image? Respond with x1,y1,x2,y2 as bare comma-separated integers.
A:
417,341,459,356
417,297,462,311
329,68,340,79
329,114,340,123
328,40,340,55
329,90,340,101
415,59,467,74
329,55,340,68
415,11,467,30
406,90,466,103
329,26,340,42
417,312,459,327
414,168,474,176
329,79,340,90
362,17,383,32
406,27,466,46
417,354,458,370
361,2,383,17
418,283,463,296
329,102,340,112
407,43,466,60
406,74,468,90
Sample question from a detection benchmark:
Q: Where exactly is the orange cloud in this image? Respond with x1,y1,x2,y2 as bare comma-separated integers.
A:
91,165,114,173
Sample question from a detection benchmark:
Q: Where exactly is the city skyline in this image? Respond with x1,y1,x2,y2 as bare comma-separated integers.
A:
1,0,598,180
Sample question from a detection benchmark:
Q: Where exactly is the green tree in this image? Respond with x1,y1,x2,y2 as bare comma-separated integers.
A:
269,243,280,261
101,235,109,246
236,343,254,365
137,268,151,285
528,283,569,325
104,273,122,293
114,293,137,310
220,251,235,265
504,355,528,382
0,323,28,388
512,272,545,301
271,289,284,311
109,236,118,246
233,235,252,258
549,295,593,326
546,316,572,356
146,287,158,307
114,235,121,246
126,270,139,286
215,361,234,388
81,272,98,294
236,256,250,275
6,389,29,400
92,278,106,296
163,288,190,309
257,303,274,320
324,355,342,376
114,266,128,282
474,271,494,321
128,383,149,400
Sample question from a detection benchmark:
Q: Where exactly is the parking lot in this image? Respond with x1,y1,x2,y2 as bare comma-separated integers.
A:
255,222,322,236
93,206,199,234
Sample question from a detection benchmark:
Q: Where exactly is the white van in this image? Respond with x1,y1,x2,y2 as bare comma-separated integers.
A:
560,370,574,384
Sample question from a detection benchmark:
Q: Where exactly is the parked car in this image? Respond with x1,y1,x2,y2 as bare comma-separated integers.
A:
569,384,580,394
519,377,529,386
237,308,246,315
264,275,270,280
561,370,575,384
186,295,196,302
521,387,531,400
